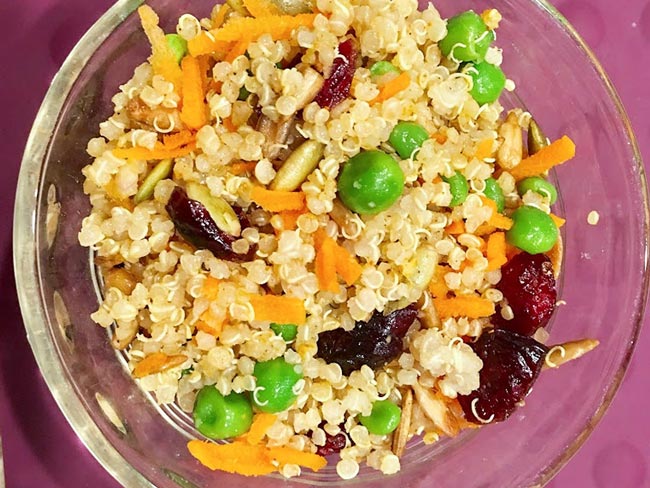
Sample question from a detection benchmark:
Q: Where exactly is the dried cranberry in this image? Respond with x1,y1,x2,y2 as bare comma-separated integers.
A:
314,38,358,109
316,305,418,376
165,187,256,262
458,329,548,424
494,252,557,336
316,431,348,456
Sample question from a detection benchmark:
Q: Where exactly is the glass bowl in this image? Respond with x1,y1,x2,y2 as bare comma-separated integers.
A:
13,0,648,486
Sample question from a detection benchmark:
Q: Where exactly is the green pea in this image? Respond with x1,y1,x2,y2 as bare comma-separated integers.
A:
483,177,505,213
165,34,188,64
389,122,430,159
193,386,253,439
439,11,494,62
506,206,559,254
465,62,506,105
337,150,405,215
370,60,400,77
443,171,469,207
517,176,558,205
359,400,401,435
238,86,251,101
253,358,303,413
270,323,298,342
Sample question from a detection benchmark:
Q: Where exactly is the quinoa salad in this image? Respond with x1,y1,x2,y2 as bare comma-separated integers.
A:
78,0,598,480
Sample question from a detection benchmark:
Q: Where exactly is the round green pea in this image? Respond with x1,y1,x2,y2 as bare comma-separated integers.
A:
193,386,253,439
443,171,469,207
270,323,298,342
370,60,400,77
483,177,505,213
359,400,401,435
389,122,430,159
165,34,188,64
253,358,303,413
506,206,559,254
465,62,506,105
439,11,494,62
517,176,558,205
337,150,405,215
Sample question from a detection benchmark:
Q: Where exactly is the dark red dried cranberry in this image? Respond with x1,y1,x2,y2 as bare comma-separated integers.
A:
314,38,358,109
316,431,347,456
165,187,256,262
316,304,418,376
494,252,557,336
458,329,548,424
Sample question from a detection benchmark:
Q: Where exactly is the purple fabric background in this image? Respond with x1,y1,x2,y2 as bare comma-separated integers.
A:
1,0,648,486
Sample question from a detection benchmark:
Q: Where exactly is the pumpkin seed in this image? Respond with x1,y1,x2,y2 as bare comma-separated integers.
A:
271,140,324,191
134,158,173,204
186,182,241,236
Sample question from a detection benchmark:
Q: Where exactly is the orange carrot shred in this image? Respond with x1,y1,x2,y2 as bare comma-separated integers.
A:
113,142,197,161
332,244,363,286
486,232,507,271
370,72,411,105
431,132,448,144
211,3,230,28
506,242,522,260
162,130,195,149
187,441,276,476
250,187,306,212
198,308,226,337
210,14,317,43
474,138,495,160
509,136,576,181
225,36,252,63
445,220,465,235
474,224,496,236
188,31,233,57
481,197,513,230
250,295,306,324
180,56,208,130
315,236,339,293
278,209,305,231
222,116,237,132
196,320,223,337
428,265,449,298
433,295,496,319
133,353,186,378
138,6,183,92
266,446,328,472
197,55,212,94
243,0,282,17
230,161,257,175
239,413,278,445
201,276,221,301
549,213,566,228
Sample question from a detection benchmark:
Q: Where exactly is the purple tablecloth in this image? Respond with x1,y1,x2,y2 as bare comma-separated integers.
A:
1,1,649,486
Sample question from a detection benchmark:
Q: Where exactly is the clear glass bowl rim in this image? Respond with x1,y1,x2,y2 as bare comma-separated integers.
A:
12,0,650,487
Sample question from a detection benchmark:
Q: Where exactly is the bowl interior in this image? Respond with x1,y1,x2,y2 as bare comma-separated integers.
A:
14,0,648,487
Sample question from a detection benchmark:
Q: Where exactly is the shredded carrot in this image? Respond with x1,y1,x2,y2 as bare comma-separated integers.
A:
278,209,305,231
445,220,465,235
250,187,306,212
506,243,522,260
210,14,317,43
481,197,514,230
222,116,237,132
230,161,257,175
188,441,276,476
201,276,221,301
225,36,252,63
133,353,186,378
267,446,328,472
550,213,566,228
370,72,411,105
162,130,195,149
332,243,363,286
180,56,208,130
239,413,278,445
474,224,496,236
474,138,495,160
428,265,449,298
509,136,576,181
433,295,496,319
138,6,183,92
431,132,448,144
250,294,306,324
113,142,197,160
188,31,233,57
243,0,281,17
211,3,231,28
315,236,339,292
486,232,507,271
197,55,212,94
196,319,223,337
198,308,226,337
